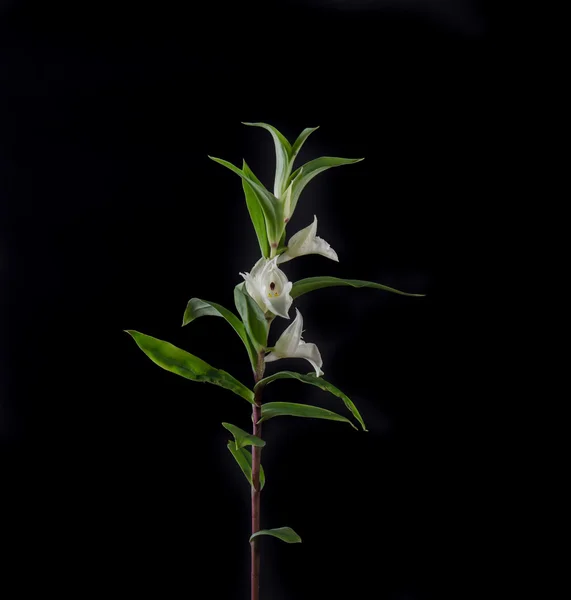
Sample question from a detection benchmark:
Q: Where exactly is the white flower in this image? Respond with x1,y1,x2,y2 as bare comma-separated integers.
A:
277,216,338,264
265,309,323,376
239,257,293,319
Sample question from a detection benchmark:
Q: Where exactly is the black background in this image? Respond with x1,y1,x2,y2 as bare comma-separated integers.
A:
1,1,494,598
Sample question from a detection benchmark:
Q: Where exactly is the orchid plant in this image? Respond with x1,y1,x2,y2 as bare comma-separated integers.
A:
126,122,423,599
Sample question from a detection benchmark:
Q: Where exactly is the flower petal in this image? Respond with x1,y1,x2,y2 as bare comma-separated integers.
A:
292,341,324,377
277,216,338,263
311,236,339,262
288,216,318,255
274,308,304,356
264,352,280,363
249,257,267,279
240,272,266,313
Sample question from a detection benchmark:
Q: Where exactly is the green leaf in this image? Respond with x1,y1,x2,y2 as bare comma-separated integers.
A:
125,330,254,404
182,298,257,370
242,160,270,258
222,422,266,450
250,527,301,544
255,371,366,431
227,442,266,490
208,156,282,245
291,276,425,299
289,156,364,217
290,126,319,164
242,122,292,198
234,284,268,351
260,402,357,430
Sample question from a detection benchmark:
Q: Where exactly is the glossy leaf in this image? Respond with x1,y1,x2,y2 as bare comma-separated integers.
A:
208,156,282,245
250,527,301,544
222,422,265,450
234,284,268,351
242,160,270,258
125,330,254,404
242,122,292,198
288,156,364,217
260,402,357,430
290,126,319,164
182,298,257,369
256,371,366,431
291,276,425,299
227,442,266,490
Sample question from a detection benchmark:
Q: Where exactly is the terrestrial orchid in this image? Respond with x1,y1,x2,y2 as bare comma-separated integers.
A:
240,257,293,319
277,216,338,264
265,309,324,376
127,121,422,600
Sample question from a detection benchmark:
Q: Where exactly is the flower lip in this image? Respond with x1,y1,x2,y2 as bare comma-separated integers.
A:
240,257,293,319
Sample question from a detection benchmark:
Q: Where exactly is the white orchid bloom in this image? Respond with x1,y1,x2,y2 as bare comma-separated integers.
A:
239,257,293,319
265,309,324,376
277,216,338,264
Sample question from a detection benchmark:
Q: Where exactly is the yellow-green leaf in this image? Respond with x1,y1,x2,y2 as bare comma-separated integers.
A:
260,402,357,430
227,442,266,489
256,371,366,431
125,330,254,404
182,298,257,370
222,422,265,450
250,527,301,544
291,276,425,299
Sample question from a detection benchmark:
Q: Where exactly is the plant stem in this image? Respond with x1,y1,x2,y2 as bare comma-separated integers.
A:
251,351,265,600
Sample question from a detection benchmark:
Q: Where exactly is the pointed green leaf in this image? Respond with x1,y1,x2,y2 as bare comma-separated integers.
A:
242,160,270,258
227,442,266,489
260,402,357,430
289,156,364,217
208,156,282,245
255,371,366,431
182,298,257,370
125,331,254,404
242,122,292,198
290,126,319,164
291,276,425,299
222,422,266,450
250,527,301,544
234,284,268,351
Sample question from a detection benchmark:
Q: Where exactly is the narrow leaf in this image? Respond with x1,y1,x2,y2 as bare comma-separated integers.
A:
242,122,292,197
255,371,366,431
222,422,266,450
291,276,425,299
125,330,254,404
260,402,357,430
234,284,268,351
208,156,282,244
182,298,257,370
250,527,301,544
227,442,266,489
289,156,364,217
290,126,319,164
242,160,270,258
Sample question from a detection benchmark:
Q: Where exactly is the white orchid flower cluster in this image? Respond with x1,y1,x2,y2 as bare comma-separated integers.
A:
240,215,337,376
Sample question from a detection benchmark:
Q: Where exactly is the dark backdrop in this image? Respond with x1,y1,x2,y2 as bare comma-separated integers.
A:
1,1,493,598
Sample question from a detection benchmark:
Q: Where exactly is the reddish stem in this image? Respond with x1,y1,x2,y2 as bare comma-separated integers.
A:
251,353,265,600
